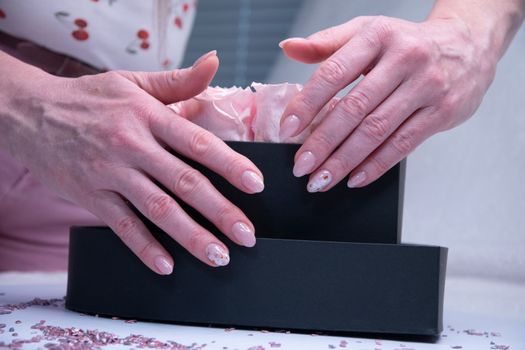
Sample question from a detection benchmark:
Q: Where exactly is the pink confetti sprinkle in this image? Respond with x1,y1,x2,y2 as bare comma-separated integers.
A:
247,347,265,350
491,344,510,350
269,341,281,348
0,320,207,350
225,327,235,332
125,319,137,324
491,332,502,337
464,329,484,336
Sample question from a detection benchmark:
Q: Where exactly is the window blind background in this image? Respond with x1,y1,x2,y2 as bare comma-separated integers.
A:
180,0,304,87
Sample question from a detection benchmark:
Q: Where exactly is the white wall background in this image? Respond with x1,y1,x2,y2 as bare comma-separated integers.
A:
268,0,525,284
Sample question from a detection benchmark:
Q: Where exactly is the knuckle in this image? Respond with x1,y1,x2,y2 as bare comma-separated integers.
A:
362,114,389,141
137,240,156,261
108,129,140,151
294,93,318,115
371,16,394,41
318,59,347,86
404,41,431,64
189,129,214,158
370,156,390,175
310,130,336,154
130,100,156,123
144,193,174,222
225,156,248,178
115,216,141,242
342,89,371,118
216,205,236,230
188,229,208,253
426,69,446,89
173,168,204,196
392,130,415,155
330,153,352,173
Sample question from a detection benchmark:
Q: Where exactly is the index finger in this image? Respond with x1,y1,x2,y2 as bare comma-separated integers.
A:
151,110,265,194
279,32,383,139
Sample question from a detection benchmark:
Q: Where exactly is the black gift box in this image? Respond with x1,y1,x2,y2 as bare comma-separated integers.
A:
66,142,447,337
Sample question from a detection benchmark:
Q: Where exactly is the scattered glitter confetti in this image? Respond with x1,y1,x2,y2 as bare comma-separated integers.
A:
268,341,281,348
464,329,484,336
0,320,208,349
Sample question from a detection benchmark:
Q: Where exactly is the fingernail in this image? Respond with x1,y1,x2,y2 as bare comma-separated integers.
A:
154,255,173,275
293,151,316,177
307,170,332,193
232,222,256,247
192,50,217,69
347,171,367,188
206,243,230,266
279,115,301,139
278,37,307,48
242,170,265,193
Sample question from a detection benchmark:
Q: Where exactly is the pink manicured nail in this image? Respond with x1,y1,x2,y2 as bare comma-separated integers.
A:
154,256,173,275
307,170,332,193
279,115,301,139
242,170,265,193
206,243,230,266
347,171,367,188
192,50,217,69
232,222,256,247
293,151,316,177
278,37,308,48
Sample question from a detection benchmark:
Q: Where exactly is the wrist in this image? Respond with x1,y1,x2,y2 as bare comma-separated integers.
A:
428,1,525,63
0,52,60,158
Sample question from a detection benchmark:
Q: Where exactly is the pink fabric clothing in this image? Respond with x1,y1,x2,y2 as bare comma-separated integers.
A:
0,150,102,271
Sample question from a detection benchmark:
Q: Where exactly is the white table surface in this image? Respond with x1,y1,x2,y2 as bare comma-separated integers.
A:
0,272,524,350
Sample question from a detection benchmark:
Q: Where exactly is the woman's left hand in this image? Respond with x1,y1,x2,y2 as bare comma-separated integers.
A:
279,15,496,192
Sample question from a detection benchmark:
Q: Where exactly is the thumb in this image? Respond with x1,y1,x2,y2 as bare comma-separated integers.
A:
279,17,369,64
119,50,219,104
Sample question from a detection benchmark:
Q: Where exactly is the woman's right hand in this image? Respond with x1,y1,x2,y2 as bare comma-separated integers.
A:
0,50,264,274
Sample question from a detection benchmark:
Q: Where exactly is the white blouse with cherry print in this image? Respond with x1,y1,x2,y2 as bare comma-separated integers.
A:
0,0,196,71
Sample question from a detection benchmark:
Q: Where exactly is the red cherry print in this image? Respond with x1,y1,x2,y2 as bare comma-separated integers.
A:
174,16,182,29
137,29,149,39
72,29,89,41
140,41,150,50
74,18,88,28
162,58,173,68
182,3,189,12
0,9,6,19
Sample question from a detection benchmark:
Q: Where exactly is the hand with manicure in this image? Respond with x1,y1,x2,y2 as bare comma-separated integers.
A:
0,50,264,274
279,1,524,192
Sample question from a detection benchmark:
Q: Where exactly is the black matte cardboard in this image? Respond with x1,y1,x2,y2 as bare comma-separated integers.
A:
65,141,446,337
66,227,447,336
175,141,405,244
